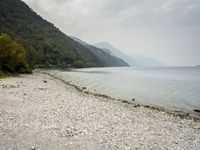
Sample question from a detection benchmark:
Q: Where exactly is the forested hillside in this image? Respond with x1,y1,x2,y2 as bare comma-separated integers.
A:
0,0,128,68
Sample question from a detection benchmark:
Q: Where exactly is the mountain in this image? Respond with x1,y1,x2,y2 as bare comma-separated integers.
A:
69,36,89,46
71,37,113,55
70,37,129,67
0,0,128,68
129,55,164,67
95,42,164,67
95,42,136,66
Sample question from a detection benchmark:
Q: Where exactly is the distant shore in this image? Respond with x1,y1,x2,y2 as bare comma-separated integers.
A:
0,72,200,149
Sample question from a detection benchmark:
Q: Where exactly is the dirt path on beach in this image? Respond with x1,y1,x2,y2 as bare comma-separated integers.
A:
0,73,200,150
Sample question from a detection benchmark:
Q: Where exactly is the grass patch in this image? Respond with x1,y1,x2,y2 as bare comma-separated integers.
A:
0,72,9,79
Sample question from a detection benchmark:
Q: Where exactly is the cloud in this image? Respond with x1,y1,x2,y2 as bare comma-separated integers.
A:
23,0,200,66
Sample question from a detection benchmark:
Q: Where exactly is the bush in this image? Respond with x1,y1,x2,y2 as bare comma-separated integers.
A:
72,60,85,68
0,33,31,74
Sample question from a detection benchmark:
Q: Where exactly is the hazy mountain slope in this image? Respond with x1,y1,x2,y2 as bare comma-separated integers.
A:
130,55,164,67
86,45,129,67
69,36,89,46
95,42,164,67
0,0,128,68
70,37,129,67
95,42,136,66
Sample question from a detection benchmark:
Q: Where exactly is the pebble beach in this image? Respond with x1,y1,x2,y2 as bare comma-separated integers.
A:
0,73,200,150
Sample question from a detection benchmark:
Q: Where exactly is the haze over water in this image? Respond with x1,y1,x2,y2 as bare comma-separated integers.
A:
52,67,200,115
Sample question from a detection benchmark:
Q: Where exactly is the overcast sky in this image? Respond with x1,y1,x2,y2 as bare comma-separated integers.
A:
23,0,200,66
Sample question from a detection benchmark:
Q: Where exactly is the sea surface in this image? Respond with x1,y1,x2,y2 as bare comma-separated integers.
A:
50,67,200,115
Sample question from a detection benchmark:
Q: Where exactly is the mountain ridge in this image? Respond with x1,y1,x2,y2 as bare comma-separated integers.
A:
94,42,136,66
0,0,128,68
70,37,129,67
95,42,164,67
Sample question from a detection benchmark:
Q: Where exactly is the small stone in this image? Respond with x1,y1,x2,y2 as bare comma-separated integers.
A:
174,141,178,144
121,100,131,104
133,104,140,107
139,142,143,145
39,88,47,90
9,117,14,120
2,85,7,88
194,109,200,113
31,146,35,150
9,85,17,88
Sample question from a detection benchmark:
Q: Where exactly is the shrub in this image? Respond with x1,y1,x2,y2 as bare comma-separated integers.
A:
72,60,85,68
0,33,31,74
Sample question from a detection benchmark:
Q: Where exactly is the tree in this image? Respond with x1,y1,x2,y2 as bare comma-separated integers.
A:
0,33,31,73
72,60,85,68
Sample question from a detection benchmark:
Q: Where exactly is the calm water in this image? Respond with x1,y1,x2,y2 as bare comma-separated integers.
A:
50,67,200,114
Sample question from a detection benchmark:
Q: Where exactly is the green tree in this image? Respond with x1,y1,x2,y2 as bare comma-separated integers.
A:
72,60,85,68
0,33,31,73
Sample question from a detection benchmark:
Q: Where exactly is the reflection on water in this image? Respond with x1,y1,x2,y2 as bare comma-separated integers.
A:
50,67,200,115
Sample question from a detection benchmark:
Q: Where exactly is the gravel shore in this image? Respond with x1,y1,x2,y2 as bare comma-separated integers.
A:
0,73,200,150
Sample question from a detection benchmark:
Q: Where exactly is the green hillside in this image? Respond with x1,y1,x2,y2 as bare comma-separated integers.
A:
0,0,128,68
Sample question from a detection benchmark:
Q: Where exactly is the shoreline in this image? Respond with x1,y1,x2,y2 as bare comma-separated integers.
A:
0,72,200,149
41,70,200,121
